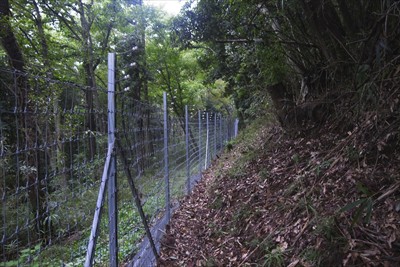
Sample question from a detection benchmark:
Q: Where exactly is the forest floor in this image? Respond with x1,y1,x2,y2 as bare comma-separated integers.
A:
158,116,400,266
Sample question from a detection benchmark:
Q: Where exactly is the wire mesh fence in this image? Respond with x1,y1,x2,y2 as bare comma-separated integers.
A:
0,66,109,266
0,54,238,266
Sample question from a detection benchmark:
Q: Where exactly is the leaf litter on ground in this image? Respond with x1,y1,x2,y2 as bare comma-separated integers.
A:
158,118,400,267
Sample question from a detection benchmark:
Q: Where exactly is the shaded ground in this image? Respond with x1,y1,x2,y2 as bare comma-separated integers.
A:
158,117,400,266
125,174,202,267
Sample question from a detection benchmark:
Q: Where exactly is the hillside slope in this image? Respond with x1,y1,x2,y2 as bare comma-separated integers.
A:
159,117,400,266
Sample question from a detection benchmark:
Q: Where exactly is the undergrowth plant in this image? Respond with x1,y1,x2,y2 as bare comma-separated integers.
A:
4,244,40,267
262,247,285,267
339,182,374,225
300,247,322,266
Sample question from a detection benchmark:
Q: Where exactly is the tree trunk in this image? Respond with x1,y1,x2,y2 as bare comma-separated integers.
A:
78,0,98,160
0,0,24,71
132,0,152,173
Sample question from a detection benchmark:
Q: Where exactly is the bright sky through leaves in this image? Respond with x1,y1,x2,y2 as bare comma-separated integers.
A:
144,0,186,15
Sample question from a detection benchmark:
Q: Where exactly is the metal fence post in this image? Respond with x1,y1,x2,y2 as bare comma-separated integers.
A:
107,52,118,267
226,117,232,142
213,113,217,157
234,118,239,137
163,92,170,221
185,105,190,194
85,52,118,267
198,110,202,179
222,117,224,144
219,114,222,150
205,112,209,168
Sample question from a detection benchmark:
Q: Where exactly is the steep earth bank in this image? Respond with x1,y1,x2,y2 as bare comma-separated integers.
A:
159,117,400,266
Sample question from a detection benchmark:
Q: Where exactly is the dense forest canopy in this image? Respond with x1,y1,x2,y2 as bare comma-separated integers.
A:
4,0,398,124
0,0,233,111
172,0,399,128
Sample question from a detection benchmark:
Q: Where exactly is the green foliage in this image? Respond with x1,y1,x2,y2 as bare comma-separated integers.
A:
117,201,145,261
173,1,291,123
300,247,322,266
225,141,234,152
146,19,232,113
174,0,400,129
259,168,270,181
262,247,285,267
38,244,78,266
4,244,40,267
210,195,224,210
339,197,373,226
247,236,272,251
283,176,304,197
291,153,300,164
339,182,374,225
204,258,218,267
346,146,361,162
315,216,338,242
233,204,252,223
314,160,331,177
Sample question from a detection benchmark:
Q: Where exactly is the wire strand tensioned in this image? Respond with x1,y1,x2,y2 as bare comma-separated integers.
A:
0,65,238,266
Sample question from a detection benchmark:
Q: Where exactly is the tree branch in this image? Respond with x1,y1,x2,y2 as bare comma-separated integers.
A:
44,3,82,41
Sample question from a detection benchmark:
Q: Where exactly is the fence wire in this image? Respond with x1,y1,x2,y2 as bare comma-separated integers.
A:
0,56,238,266
0,67,109,266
